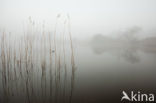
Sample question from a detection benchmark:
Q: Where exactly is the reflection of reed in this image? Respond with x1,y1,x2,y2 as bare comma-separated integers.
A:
0,14,76,103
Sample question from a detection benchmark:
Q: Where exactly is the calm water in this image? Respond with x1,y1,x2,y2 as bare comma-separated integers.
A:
73,43,156,102
0,39,156,103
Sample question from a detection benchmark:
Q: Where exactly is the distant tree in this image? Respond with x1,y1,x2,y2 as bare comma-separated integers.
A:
122,26,142,43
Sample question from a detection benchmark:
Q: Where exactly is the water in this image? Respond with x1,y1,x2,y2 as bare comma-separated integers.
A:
73,43,156,102
0,34,156,103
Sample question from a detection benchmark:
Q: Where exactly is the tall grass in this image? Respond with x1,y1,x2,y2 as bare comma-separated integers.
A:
0,14,76,103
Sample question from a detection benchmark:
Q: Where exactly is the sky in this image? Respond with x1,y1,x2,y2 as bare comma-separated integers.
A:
0,0,156,38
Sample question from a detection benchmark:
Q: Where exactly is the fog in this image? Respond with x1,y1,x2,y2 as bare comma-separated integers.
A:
1,0,156,38
1,1,156,103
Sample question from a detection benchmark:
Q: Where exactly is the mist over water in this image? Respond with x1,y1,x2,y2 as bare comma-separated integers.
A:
1,0,156,37
1,0,156,103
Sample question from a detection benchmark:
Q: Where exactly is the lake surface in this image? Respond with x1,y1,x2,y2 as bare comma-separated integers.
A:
73,43,156,102
0,38,156,103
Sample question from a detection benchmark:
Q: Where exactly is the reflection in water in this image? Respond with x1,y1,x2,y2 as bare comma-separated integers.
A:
1,24,156,103
0,16,76,103
90,34,156,63
118,46,140,63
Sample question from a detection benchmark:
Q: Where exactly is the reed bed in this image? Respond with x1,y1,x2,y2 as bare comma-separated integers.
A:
0,14,76,103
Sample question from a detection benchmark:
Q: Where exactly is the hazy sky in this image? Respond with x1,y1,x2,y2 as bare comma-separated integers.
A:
0,0,156,38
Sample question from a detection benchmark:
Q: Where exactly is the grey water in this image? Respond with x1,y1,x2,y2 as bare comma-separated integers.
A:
0,33,156,103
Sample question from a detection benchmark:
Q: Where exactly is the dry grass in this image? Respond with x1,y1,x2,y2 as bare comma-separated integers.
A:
0,14,76,103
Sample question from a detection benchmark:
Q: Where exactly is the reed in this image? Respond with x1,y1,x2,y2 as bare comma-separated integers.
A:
0,14,76,103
